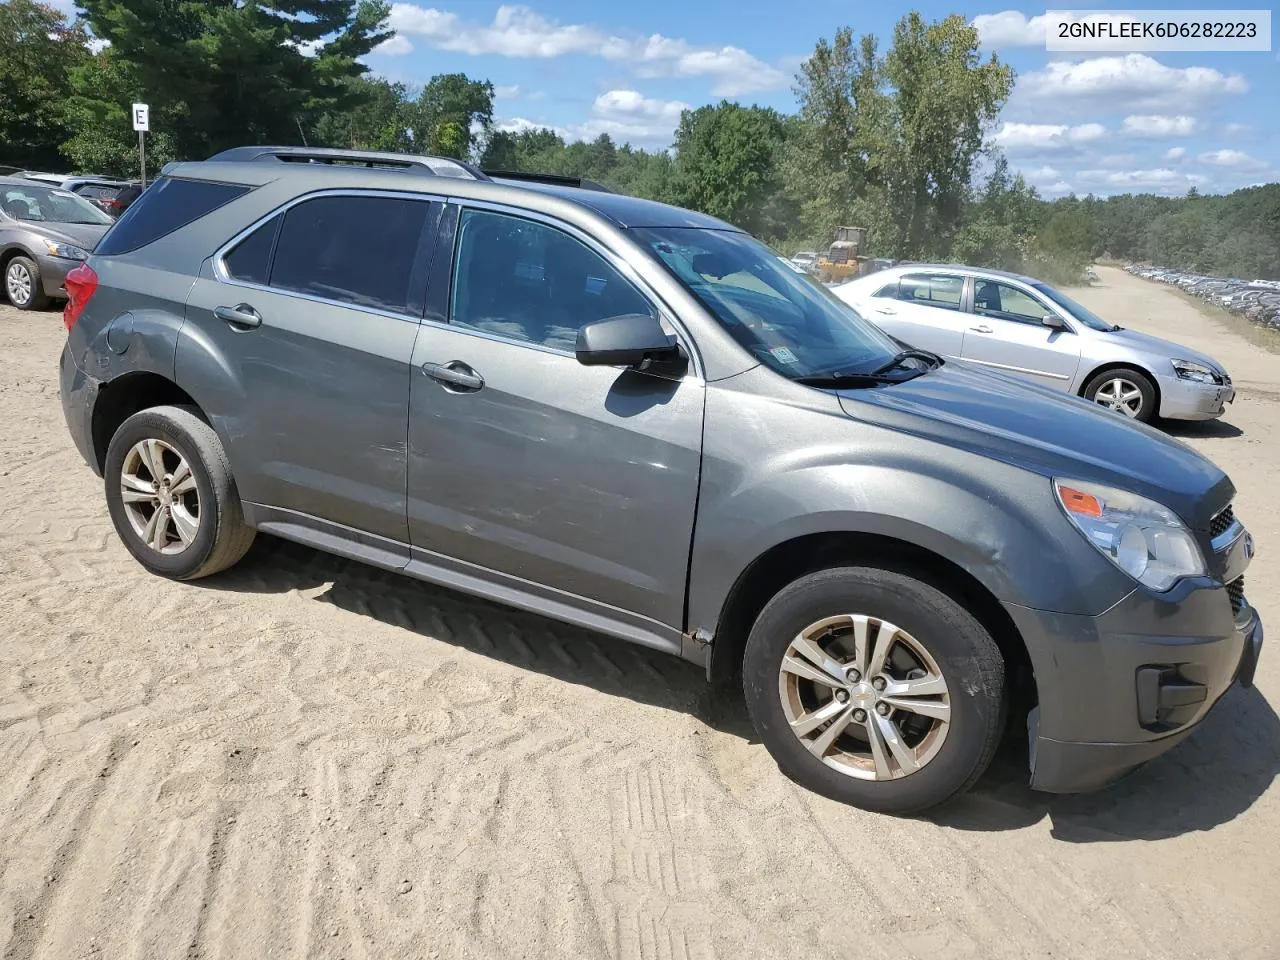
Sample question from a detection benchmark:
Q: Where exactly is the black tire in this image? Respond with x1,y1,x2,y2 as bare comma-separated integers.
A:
743,567,1006,815
1082,366,1157,423
4,255,51,310
103,405,255,580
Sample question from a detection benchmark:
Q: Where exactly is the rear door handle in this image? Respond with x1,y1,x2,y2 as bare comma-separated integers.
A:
970,325,994,334
214,303,262,329
422,361,484,392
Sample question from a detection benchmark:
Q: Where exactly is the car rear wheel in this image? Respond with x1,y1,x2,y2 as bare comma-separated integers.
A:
103,405,255,580
5,256,50,310
742,566,1006,814
1083,367,1156,423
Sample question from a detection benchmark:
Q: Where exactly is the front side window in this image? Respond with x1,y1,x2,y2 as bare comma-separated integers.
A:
973,280,1051,325
450,209,655,352
268,195,431,315
0,183,113,226
632,226,900,380
1032,283,1114,331
898,273,964,311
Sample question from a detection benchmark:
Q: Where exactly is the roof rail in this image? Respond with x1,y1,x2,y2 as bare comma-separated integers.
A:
484,170,614,193
206,146,491,181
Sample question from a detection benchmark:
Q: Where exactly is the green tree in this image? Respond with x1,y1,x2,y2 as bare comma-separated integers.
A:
0,0,90,169
73,0,393,161
62,49,179,176
410,73,494,159
669,101,792,236
313,76,414,152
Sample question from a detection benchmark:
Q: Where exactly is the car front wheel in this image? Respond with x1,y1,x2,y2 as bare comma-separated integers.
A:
1083,367,1156,422
743,566,1006,814
103,405,255,580
5,255,50,310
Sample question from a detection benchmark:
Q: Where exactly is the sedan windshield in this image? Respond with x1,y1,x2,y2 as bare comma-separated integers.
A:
1032,282,1117,331
0,183,113,226
632,227,902,380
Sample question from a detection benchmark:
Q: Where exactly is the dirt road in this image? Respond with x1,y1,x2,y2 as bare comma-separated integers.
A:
1,265,1277,960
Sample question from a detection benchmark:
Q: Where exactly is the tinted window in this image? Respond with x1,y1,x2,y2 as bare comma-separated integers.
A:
223,214,281,285
898,273,963,310
95,177,248,255
974,280,1050,325
451,209,654,351
873,281,898,298
269,196,431,315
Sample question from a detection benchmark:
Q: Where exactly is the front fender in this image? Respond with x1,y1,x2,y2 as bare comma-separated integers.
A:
686,372,1130,640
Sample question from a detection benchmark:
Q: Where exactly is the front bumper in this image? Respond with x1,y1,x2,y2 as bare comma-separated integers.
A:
36,252,81,299
1158,373,1235,421
59,341,101,474
1006,579,1263,794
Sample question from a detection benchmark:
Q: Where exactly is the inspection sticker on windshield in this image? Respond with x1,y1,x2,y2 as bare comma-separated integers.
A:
770,346,799,364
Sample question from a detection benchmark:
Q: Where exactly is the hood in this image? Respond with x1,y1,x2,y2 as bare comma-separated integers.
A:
28,221,110,251
1101,327,1225,374
837,361,1232,530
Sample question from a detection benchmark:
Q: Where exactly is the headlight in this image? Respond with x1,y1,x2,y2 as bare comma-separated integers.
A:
42,240,90,261
1172,358,1219,384
1054,479,1205,592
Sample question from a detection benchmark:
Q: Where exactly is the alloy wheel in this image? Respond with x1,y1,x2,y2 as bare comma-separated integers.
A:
6,262,32,306
1092,377,1144,418
119,438,201,554
777,614,951,781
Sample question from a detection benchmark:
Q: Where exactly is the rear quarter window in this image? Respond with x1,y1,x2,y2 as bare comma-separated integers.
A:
94,177,249,256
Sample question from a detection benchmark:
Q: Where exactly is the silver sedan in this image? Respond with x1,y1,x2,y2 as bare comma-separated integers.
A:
833,265,1234,423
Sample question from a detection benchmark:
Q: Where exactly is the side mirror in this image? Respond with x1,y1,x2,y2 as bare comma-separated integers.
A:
576,314,685,371
1041,314,1069,331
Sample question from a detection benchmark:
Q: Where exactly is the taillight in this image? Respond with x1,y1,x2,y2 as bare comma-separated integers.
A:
63,263,99,331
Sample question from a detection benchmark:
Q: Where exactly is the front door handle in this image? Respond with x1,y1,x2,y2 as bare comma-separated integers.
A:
875,305,897,315
214,303,262,329
970,324,994,334
422,361,484,392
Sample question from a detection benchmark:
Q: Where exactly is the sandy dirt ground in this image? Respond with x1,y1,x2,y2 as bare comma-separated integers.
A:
1,264,1277,960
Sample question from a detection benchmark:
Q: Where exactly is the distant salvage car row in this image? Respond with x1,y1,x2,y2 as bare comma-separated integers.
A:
52,147,1262,814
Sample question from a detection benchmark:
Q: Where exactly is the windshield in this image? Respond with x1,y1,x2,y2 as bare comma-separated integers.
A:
1032,282,1116,331
0,183,113,226
632,227,900,379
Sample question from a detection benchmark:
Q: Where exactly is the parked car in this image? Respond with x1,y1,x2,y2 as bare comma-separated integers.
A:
19,172,141,218
58,147,1262,814
790,251,820,273
834,265,1235,423
1127,262,1280,331
1,176,113,309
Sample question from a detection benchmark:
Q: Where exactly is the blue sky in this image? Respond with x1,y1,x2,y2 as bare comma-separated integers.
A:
361,0,1279,196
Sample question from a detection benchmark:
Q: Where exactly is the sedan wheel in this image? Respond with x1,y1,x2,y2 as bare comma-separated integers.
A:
778,614,950,781
6,261,33,307
1092,377,1144,418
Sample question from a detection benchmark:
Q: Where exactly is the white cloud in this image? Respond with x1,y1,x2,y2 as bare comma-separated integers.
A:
494,84,521,99
374,35,413,56
1019,54,1248,113
992,121,1106,153
1044,180,1074,194
972,11,1049,47
1122,115,1197,137
1224,122,1251,136
1076,167,1209,192
1198,149,1267,170
494,90,688,148
86,36,110,53
1164,146,1186,161
494,116,565,136
1025,165,1060,180
387,4,786,96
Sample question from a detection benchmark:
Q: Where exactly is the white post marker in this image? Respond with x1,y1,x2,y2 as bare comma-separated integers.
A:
132,102,149,190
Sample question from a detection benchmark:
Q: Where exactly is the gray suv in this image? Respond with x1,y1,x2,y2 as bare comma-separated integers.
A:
58,148,1264,814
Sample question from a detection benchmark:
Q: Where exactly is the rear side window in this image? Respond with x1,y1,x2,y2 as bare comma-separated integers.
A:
897,273,963,311
267,195,432,315
95,177,249,256
223,214,281,285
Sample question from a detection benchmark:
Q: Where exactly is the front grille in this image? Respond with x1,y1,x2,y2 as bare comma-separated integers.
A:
1227,576,1246,616
1210,504,1235,539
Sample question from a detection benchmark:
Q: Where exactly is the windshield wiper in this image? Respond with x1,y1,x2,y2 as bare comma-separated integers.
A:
869,349,942,376
795,371,903,388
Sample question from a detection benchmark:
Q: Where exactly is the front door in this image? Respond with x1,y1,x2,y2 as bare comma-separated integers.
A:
181,192,439,544
961,278,1082,388
405,206,704,631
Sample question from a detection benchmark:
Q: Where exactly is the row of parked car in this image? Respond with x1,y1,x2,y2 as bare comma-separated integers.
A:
0,166,144,218
1127,263,1280,330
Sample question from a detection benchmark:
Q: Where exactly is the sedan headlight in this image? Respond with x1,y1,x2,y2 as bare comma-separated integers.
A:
1172,358,1220,384
42,239,90,261
1054,478,1205,592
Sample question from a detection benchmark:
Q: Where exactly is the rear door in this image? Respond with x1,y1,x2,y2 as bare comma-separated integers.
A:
404,204,704,633
866,272,969,356
961,277,1082,388
181,190,440,545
